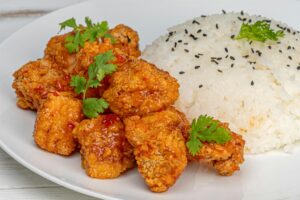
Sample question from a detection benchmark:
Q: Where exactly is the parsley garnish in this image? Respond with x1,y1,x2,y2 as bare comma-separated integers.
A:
235,20,284,42
59,17,114,53
186,115,232,156
70,50,116,118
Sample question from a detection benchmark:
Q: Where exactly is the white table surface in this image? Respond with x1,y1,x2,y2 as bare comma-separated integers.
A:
0,0,100,199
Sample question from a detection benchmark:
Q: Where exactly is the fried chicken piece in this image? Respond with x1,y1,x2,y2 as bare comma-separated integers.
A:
33,94,84,156
124,107,188,192
103,59,179,117
44,33,76,73
72,114,135,179
106,24,141,58
187,122,245,176
12,59,74,110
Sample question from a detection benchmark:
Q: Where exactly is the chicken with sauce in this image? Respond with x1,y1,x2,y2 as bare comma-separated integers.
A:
34,93,84,155
72,114,135,178
103,58,179,117
124,107,189,192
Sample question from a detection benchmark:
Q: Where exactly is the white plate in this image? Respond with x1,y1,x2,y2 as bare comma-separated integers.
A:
1,0,300,199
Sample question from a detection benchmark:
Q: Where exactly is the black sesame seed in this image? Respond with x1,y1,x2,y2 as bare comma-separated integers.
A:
201,15,207,18
222,9,226,14
211,60,219,65
297,66,300,70
195,55,200,58
243,55,249,58
197,29,202,33
224,47,228,53
225,55,229,59
248,19,252,23
279,49,283,53
252,67,256,70
216,57,222,61
268,46,272,50
277,41,281,44
199,84,203,88
238,16,243,21
192,20,200,25
251,48,255,53
286,64,290,67
231,63,234,68
171,48,175,52
184,49,189,53
241,10,244,15
184,29,188,34
189,34,198,40
203,33,207,37
217,69,223,73
231,35,235,39
165,38,170,42
293,32,296,35
249,41,253,45
184,42,189,45
197,53,204,56
174,42,177,48
256,50,262,56
287,28,291,33
168,31,174,37
288,56,292,60
251,81,254,86
195,65,200,69
179,71,185,74
216,24,219,29
287,46,291,50
178,40,182,43
230,56,235,60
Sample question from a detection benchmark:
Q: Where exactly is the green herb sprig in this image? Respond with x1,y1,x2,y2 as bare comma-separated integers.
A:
186,115,232,156
59,17,114,53
70,50,117,118
235,20,284,42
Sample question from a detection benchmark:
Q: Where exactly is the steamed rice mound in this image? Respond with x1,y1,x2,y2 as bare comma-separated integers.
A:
142,12,300,153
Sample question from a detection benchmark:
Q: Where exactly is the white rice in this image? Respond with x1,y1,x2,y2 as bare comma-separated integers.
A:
142,12,300,154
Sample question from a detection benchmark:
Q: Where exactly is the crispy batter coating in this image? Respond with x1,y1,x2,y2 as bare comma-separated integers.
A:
74,41,114,75
124,107,188,192
33,94,84,156
188,122,245,176
72,114,135,179
107,24,141,58
12,59,74,110
103,59,179,117
44,33,76,73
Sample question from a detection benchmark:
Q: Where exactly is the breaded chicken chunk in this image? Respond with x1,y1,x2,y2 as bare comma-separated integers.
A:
187,122,245,176
103,59,179,117
107,24,141,58
72,114,135,179
124,107,189,192
12,59,74,110
44,33,76,73
34,94,84,156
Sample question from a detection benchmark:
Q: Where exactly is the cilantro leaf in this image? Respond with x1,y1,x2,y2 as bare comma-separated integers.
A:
70,51,117,118
59,18,77,31
186,115,232,156
65,32,84,53
88,80,100,88
59,17,114,53
70,75,86,94
235,21,284,42
83,98,109,118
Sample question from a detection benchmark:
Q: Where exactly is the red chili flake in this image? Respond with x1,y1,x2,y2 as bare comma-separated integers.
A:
55,80,63,90
116,54,127,63
102,114,119,127
67,122,75,129
33,85,44,94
